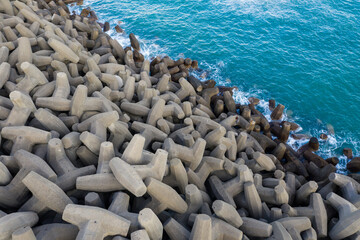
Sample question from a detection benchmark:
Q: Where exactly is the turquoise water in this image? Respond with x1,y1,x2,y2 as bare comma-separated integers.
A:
71,0,360,173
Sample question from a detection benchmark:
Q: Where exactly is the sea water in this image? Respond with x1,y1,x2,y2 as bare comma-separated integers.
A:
71,0,360,173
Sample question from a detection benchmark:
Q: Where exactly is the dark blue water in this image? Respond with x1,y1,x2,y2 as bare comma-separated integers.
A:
71,0,360,173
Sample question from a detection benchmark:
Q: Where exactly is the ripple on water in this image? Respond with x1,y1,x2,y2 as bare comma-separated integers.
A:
71,0,360,173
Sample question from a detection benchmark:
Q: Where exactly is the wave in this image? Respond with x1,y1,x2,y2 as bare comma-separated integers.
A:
179,58,356,174
70,1,357,174
68,3,167,59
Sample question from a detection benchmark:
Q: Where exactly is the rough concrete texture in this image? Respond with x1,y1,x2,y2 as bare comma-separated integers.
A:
0,0,359,239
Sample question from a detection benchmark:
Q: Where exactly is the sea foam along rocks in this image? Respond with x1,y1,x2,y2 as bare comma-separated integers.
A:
0,0,359,239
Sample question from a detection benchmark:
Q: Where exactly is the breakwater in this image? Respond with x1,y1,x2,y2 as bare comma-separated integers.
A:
0,0,359,239
69,0,360,174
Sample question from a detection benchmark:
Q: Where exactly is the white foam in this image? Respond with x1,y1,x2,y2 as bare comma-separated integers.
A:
70,1,357,173
69,3,166,60
193,61,356,173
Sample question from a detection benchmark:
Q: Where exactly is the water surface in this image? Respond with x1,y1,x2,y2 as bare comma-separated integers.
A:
71,0,360,173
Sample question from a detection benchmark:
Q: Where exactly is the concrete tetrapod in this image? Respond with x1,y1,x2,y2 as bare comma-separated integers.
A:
62,204,131,239
138,208,163,240
35,72,71,111
47,138,96,191
34,108,70,137
164,218,190,240
0,90,36,128
203,127,230,150
0,212,38,240
189,115,221,137
96,141,115,174
329,172,360,192
48,38,80,63
212,200,243,228
301,228,317,240
276,217,312,240
211,217,243,240
0,0,13,16
21,171,73,214
239,217,272,238
77,148,167,193
147,98,165,126
173,184,203,225
0,62,10,89
305,162,335,182
163,137,206,170
281,193,327,238
209,165,253,208
132,148,168,181
250,131,277,152
49,60,84,87
33,223,78,240
121,134,145,164
294,181,318,205
156,74,171,93
108,121,133,154
267,222,293,240
271,104,285,120
11,226,36,240
252,152,276,172
85,192,105,208
145,177,188,214
272,143,287,162
131,229,150,240
341,182,360,208
189,214,243,240
243,181,263,219
163,101,185,119
326,192,360,240
19,8,46,27
189,214,212,240
0,150,56,208
223,91,236,113
0,162,12,185
168,118,194,139
17,37,32,66
109,157,147,197
121,101,150,117
1,2,360,239
163,158,189,194
7,62,48,94
77,111,119,154
108,192,140,233
176,77,196,101
15,23,36,38
187,156,224,191
70,85,114,119
1,126,50,155
254,174,289,205
237,132,264,153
